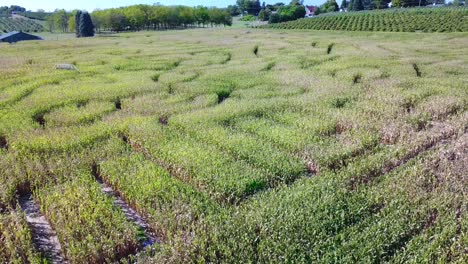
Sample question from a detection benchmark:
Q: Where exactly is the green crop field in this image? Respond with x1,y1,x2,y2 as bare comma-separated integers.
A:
0,28,467,263
0,16,44,33
263,7,468,32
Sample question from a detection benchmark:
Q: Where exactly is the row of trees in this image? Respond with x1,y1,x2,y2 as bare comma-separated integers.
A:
269,1,307,23
91,5,232,32
44,4,232,33
249,1,306,23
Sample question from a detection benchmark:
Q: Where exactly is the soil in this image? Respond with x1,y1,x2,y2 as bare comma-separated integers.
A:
19,193,67,264
95,178,159,247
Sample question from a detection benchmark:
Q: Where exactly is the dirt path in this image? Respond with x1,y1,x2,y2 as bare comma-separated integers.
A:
19,194,67,264
96,178,158,247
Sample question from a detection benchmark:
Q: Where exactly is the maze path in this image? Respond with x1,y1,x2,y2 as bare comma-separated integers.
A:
19,193,67,264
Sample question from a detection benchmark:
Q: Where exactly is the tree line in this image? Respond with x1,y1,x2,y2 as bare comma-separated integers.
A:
92,5,232,32
44,4,232,33
232,1,306,23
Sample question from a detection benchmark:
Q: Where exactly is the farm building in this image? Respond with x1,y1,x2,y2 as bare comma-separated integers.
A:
0,31,43,43
305,6,315,17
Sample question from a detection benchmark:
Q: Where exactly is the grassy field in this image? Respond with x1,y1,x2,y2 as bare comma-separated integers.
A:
0,28,467,263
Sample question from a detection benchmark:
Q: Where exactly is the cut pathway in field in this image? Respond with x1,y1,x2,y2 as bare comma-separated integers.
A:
95,176,159,248
19,193,67,264
349,119,464,190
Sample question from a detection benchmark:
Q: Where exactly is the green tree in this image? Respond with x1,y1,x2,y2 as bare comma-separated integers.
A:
53,9,69,32
351,0,364,10
78,11,94,37
325,0,340,12
258,9,271,21
179,6,195,27
194,7,210,27
125,5,145,30
268,13,281,23
315,6,322,15
341,0,348,9
237,0,261,15
46,15,55,32
227,5,241,16
208,8,231,27
91,10,104,32
68,13,75,33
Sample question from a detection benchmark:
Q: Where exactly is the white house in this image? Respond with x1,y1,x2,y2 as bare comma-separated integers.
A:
305,6,315,17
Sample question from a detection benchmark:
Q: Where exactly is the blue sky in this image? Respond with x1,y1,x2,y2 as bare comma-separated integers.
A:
2,1,324,12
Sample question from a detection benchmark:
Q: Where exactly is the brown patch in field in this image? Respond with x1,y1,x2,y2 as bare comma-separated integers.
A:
353,73,362,85
380,124,400,145
0,135,7,150
327,43,334,54
34,114,46,128
335,119,353,134
370,202,385,214
115,98,122,110
121,134,129,145
412,63,421,77
419,96,463,121
349,120,460,190
423,209,438,230
159,116,169,126
421,133,467,193
306,160,318,175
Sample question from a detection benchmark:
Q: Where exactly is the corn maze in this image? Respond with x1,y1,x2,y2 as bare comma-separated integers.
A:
263,7,468,32
0,29,467,263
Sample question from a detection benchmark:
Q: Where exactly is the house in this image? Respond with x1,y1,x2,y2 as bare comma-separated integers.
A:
305,6,315,17
0,31,43,43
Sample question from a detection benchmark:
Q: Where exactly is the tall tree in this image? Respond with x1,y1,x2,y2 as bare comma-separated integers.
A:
227,5,241,16
195,6,210,27
252,0,262,15
341,0,348,9
351,0,364,10
320,0,340,13
237,0,262,15
78,12,94,37
53,9,69,32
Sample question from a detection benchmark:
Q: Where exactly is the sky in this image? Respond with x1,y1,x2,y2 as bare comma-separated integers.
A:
1,0,324,12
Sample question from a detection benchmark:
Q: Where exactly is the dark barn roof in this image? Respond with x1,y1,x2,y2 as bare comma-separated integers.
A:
0,31,43,43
